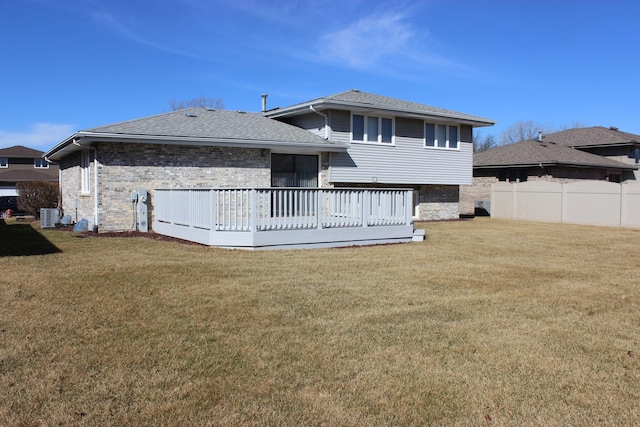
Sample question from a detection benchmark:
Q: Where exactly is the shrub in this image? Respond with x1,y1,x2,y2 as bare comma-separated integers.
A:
17,181,59,217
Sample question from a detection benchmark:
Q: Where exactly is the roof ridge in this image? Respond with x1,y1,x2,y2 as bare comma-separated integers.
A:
86,107,208,132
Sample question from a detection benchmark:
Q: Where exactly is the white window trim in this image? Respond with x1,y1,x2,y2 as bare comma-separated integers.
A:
351,113,395,145
81,150,91,194
424,122,460,150
0,157,7,168
34,159,49,169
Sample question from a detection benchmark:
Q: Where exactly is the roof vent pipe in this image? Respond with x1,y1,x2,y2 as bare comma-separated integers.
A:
261,94,268,112
537,130,542,142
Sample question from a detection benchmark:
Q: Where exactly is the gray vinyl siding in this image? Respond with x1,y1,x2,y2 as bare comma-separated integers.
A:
280,113,326,138
328,110,351,143
329,119,473,185
460,124,472,144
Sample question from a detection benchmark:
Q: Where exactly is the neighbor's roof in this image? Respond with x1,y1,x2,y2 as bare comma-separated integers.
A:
474,139,637,170
0,145,45,158
264,89,496,127
45,108,348,160
544,126,640,148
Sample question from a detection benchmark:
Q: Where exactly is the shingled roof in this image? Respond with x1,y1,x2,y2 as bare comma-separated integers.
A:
265,89,495,126
0,145,45,158
474,139,637,170
46,108,347,160
544,126,640,148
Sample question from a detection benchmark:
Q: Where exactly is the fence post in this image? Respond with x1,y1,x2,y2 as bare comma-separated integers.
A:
250,189,257,232
317,189,323,229
363,190,370,228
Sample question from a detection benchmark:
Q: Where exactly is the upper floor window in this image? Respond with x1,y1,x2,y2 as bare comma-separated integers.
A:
0,157,7,168
34,158,49,169
352,114,394,144
425,123,459,149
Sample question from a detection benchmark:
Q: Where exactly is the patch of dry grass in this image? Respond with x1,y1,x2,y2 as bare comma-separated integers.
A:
1,218,639,425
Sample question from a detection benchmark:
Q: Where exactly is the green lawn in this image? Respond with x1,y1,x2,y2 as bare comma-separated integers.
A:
1,218,639,426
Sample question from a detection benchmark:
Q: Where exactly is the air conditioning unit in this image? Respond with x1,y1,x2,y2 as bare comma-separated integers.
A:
41,208,61,229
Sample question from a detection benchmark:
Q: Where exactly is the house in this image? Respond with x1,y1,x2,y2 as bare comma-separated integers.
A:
44,90,495,247
460,127,640,214
545,126,640,180
0,145,58,196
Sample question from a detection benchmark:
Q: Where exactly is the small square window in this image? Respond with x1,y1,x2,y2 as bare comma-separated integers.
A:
352,114,394,144
0,157,7,168
424,122,460,149
366,116,379,142
425,124,435,147
449,126,458,149
34,159,49,169
352,115,364,141
381,118,393,143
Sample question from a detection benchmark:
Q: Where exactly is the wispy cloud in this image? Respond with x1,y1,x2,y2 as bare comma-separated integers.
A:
0,123,76,149
320,13,414,68
90,9,216,62
316,10,461,74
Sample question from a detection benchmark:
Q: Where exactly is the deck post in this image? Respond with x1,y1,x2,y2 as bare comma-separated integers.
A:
209,189,217,244
250,189,258,232
211,189,218,229
406,190,413,225
362,190,370,228
317,189,323,229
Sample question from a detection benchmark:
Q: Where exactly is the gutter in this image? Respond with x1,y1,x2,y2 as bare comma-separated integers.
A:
56,132,349,154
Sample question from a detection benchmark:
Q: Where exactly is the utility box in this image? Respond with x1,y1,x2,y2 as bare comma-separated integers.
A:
474,200,491,216
138,190,149,232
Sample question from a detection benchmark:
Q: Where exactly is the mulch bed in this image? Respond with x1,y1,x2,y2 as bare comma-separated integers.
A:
61,227,204,246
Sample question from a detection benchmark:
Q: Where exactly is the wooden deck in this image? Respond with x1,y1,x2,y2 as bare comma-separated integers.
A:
152,188,415,249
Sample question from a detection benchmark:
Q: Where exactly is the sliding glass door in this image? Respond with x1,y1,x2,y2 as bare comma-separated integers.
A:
271,154,318,187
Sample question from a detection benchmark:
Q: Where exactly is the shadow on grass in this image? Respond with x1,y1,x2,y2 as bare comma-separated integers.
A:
0,219,62,257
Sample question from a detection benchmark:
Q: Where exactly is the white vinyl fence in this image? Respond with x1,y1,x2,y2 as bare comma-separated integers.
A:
491,181,640,228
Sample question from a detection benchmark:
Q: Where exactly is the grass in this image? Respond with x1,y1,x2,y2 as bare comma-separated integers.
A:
1,218,640,426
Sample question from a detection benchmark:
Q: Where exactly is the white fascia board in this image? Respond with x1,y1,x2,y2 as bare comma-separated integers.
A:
266,101,496,127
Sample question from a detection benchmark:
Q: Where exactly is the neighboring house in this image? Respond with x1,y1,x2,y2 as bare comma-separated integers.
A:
461,127,639,213
44,90,495,234
0,145,59,196
545,126,640,180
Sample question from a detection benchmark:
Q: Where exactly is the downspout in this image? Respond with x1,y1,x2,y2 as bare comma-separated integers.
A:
73,140,99,232
90,146,98,232
309,105,329,139
43,154,62,210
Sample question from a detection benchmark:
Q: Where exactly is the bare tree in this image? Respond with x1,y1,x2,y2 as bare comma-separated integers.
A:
499,120,555,145
499,120,590,145
473,131,497,153
169,96,225,111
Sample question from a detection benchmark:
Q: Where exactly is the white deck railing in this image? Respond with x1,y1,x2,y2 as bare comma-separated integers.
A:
153,188,414,248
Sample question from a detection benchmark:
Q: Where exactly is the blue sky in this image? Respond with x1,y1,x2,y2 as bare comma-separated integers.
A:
1,0,639,150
